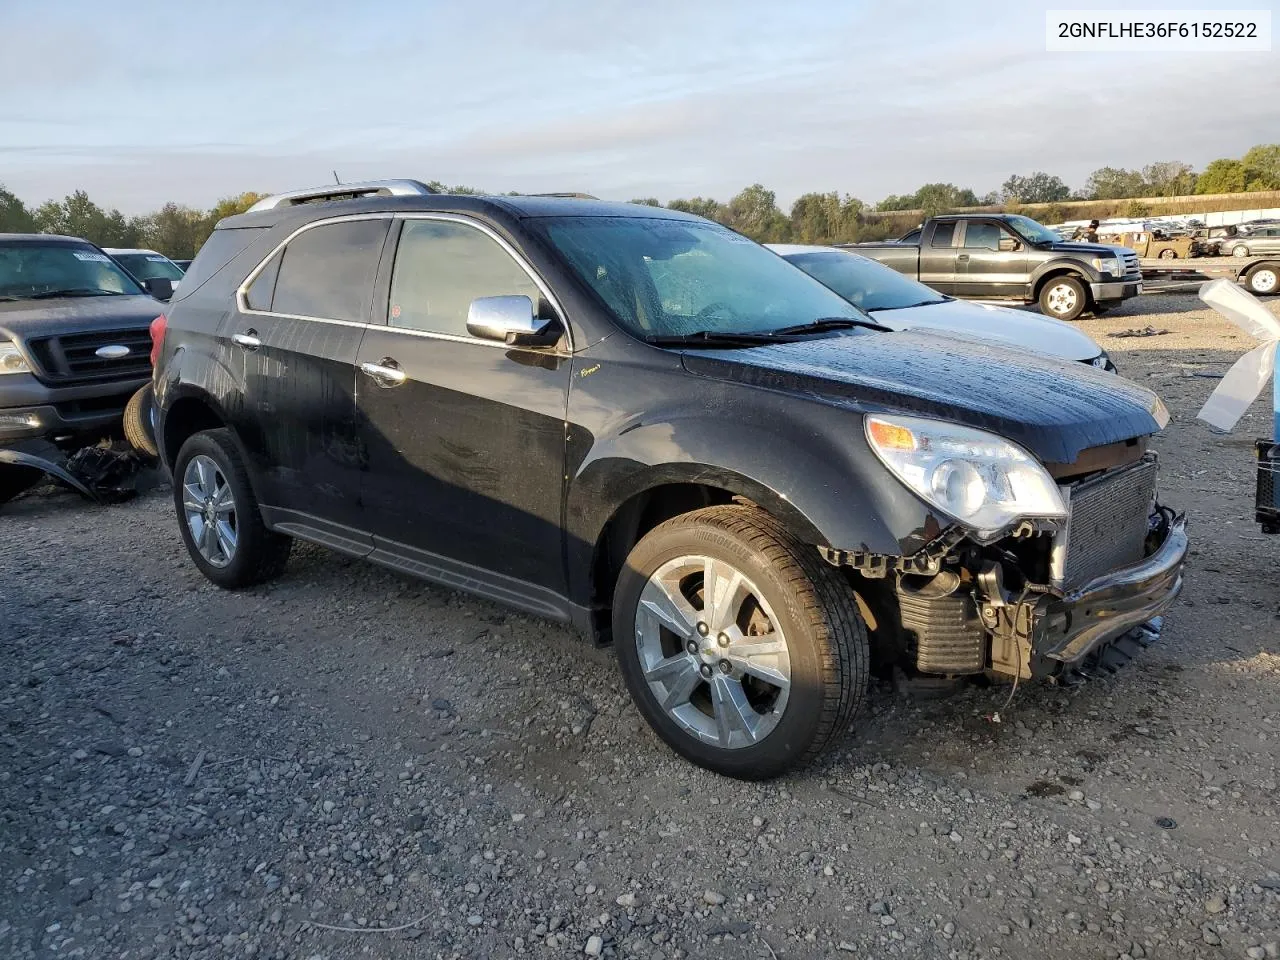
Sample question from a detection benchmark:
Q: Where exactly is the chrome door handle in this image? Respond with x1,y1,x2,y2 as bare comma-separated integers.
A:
360,360,407,387
956,254,970,261
231,331,261,349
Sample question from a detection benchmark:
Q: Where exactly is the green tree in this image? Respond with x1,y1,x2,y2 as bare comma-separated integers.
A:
666,196,726,221
1123,199,1151,218
1140,161,1196,197
1196,158,1246,194
31,190,139,246
207,192,267,224
724,184,788,241
788,192,866,243
628,197,663,207
0,184,36,233
1000,172,1070,204
1241,143,1280,190
1084,166,1145,200
141,203,208,259
914,183,978,216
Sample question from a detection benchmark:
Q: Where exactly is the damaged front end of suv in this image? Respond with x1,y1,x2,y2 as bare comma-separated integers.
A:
821,413,1187,685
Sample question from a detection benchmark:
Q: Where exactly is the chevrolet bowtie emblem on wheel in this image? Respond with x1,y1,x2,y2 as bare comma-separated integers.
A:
95,345,130,359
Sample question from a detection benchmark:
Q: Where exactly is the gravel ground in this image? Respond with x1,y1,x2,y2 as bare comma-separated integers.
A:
2,292,1278,960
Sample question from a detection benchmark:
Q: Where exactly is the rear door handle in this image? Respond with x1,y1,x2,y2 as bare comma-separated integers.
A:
956,254,970,262
360,359,407,387
231,330,260,350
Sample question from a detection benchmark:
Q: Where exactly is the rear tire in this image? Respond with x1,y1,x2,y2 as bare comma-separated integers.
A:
1038,275,1087,321
1244,263,1279,296
1158,248,1177,260
172,428,291,589
613,504,868,779
123,384,159,458
1232,244,1250,258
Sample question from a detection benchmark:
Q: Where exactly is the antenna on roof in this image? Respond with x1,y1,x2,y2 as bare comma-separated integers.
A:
333,170,341,184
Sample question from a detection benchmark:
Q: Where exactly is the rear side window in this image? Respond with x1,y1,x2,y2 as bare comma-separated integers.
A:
387,220,542,337
174,227,266,301
271,219,389,323
930,223,957,247
244,252,281,311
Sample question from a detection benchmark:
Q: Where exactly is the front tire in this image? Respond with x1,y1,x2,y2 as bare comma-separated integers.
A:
1232,244,1250,258
172,428,291,589
1039,275,1087,321
613,504,868,779
1245,263,1279,296
1158,248,1177,260
123,384,159,458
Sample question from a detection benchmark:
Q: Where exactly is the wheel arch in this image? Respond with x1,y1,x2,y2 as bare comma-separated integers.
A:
1032,265,1091,301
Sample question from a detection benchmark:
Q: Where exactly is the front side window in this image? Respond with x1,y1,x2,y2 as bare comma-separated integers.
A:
535,217,866,338
962,222,1004,250
387,220,542,337
270,219,389,322
0,242,144,300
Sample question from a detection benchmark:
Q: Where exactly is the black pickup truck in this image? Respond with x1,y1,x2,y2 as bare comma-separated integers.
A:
851,213,1143,321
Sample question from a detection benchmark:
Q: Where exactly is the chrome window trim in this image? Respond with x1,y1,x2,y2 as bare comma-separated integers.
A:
235,211,573,354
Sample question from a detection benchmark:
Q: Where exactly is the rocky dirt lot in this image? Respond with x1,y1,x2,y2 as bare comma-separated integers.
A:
2,292,1278,960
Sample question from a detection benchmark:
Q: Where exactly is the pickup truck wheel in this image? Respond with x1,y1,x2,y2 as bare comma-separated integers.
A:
613,504,868,779
173,428,291,589
1245,264,1279,295
123,384,159,458
1232,244,1250,258
1039,276,1086,321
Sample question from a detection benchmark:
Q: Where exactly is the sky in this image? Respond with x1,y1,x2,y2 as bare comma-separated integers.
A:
1,0,1277,214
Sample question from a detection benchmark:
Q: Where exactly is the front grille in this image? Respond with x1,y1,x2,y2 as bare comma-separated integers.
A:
1119,249,1141,279
27,327,152,383
1062,457,1157,587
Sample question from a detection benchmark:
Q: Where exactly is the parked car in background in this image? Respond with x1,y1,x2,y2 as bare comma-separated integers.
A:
767,244,1115,370
1223,227,1280,259
850,213,1142,321
104,248,185,299
1,234,164,500
172,259,193,272
152,180,1186,779
1097,230,1196,260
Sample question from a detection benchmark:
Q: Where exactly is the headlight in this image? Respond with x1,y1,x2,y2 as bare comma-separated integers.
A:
865,414,1067,540
1090,256,1121,275
0,340,32,375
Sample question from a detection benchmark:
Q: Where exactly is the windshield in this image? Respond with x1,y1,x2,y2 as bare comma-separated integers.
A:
535,216,870,338
783,250,947,311
112,253,185,283
1004,215,1061,246
0,242,144,299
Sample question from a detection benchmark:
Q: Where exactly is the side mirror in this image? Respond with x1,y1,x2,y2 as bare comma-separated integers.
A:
143,277,174,301
466,295,557,346
997,236,1020,252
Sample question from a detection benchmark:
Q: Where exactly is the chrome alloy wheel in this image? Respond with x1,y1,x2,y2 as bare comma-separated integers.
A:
634,555,791,749
1045,281,1079,316
182,454,237,567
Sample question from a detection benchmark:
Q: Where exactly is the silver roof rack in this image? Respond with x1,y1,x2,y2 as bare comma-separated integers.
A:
246,179,437,213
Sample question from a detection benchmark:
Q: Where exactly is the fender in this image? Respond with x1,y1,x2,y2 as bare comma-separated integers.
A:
1028,258,1100,298
563,374,948,606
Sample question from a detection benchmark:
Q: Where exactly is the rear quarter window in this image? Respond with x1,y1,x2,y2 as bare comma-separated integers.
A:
171,227,268,301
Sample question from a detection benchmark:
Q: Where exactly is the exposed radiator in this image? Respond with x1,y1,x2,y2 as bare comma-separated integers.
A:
1061,457,1157,587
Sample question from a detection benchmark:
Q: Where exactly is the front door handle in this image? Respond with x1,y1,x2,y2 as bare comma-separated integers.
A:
360,358,407,387
231,330,261,350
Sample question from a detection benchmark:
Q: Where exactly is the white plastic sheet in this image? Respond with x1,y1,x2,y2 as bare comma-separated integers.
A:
1195,279,1280,433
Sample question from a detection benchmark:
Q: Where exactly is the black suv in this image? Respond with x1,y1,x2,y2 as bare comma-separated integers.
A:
154,180,1188,778
1,234,170,499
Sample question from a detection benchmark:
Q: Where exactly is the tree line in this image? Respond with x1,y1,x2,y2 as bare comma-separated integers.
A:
2,143,1277,256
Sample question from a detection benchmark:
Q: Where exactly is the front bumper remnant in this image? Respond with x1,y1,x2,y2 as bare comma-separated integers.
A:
988,516,1188,680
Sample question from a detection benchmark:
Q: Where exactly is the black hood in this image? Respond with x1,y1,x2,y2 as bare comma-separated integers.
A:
0,295,163,340
681,331,1167,465
1042,240,1124,257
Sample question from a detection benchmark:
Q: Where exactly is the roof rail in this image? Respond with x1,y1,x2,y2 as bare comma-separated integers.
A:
246,179,437,213
528,192,599,200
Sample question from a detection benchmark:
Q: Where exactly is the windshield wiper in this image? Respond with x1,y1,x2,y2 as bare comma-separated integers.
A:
26,288,123,300
867,299,947,312
644,330,790,348
767,316,889,335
